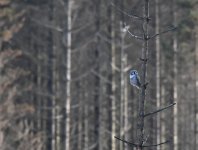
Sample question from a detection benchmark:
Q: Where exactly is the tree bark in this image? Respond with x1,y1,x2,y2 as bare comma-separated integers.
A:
110,1,117,150
65,0,73,149
161,54,166,150
194,27,198,150
155,0,161,149
120,23,125,150
123,55,129,150
94,0,100,149
137,1,149,149
173,1,178,150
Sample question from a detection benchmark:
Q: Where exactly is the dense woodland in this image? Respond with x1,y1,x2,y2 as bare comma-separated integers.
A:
0,0,198,150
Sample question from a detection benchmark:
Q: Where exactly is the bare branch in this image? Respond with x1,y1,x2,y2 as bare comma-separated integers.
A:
91,70,112,85
72,67,94,81
148,26,177,40
31,18,63,32
114,136,139,147
142,140,170,147
144,102,176,117
124,26,143,40
110,2,144,20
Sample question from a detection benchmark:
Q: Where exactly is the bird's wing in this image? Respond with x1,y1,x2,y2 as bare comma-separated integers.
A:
137,75,141,86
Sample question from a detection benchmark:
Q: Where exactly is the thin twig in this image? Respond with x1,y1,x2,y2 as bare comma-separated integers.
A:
110,2,144,20
148,26,177,40
125,27,143,40
114,136,139,147
115,136,170,148
142,140,170,147
144,102,176,117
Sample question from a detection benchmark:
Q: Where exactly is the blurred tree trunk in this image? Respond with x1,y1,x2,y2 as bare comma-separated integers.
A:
172,0,178,150
51,1,57,150
155,0,161,149
65,0,73,149
109,1,117,150
94,0,100,149
77,81,83,150
161,54,166,150
194,27,198,150
123,55,129,150
84,92,89,149
120,24,124,150
120,22,129,150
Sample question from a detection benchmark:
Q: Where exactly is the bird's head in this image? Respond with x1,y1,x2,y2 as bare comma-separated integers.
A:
130,70,138,76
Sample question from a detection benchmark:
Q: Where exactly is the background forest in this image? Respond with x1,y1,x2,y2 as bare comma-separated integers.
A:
0,0,198,150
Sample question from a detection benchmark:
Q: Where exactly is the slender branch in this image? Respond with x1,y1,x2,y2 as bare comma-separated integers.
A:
124,26,143,40
110,2,144,20
144,102,176,117
91,70,112,85
142,140,170,147
115,136,170,148
148,26,177,40
127,30,143,40
114,136,139,147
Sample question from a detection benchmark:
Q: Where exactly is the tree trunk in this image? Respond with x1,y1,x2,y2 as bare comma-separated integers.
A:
65,0,73,149
77,85,83,150
194,27,198,150
173,1,178,150
161,54,166,150
137,1,149,149
84,92,89,149
155,0,161,149
52,1,59,149
123,54,129,150
120,23,125,150
94,0,100,149
110,2,117,150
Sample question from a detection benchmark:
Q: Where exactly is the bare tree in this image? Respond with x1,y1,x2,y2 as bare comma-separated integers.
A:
114,1,176,150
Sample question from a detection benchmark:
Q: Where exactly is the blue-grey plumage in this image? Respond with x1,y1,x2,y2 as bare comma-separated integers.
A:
130,70,141,89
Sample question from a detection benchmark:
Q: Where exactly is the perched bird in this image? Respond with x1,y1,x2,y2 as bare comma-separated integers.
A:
130,70,141,89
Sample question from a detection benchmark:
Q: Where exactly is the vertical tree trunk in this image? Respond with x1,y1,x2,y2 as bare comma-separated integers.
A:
155,0,161,149
120,1,125,149
77,81,83,150
194,27,198,150
110,1,117,150
138,1,149,149
123,55,129,150
65,0,73,149
52,35,57,150
173,1,178,150
84,92,89,149
52,1,58,149
94,0,100,149
161,54,166,150
120,23,125,150
36,31,42,134
120,19,129,150
46,3,54,149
